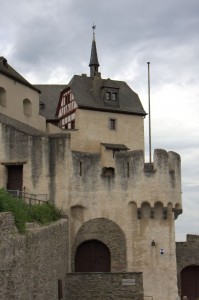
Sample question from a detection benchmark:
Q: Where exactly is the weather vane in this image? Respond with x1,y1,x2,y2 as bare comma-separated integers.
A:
92,23,96,34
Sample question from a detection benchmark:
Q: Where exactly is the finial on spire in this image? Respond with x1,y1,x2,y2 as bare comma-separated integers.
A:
92,23,96,34
89,23,100,77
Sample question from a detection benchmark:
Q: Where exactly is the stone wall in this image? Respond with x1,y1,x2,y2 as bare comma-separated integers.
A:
0,119,182,300
70,109,145,153
0,119,71,204
0,212,69,300
68,149,181,300
71,218,127,272
176,234,199,295
65,272,143,300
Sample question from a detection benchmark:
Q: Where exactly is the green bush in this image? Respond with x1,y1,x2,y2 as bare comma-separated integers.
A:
0,189,61,233
28,203,61,224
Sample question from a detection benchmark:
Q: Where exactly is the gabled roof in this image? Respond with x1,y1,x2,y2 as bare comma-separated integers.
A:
102,78,120,89
0,56,40,93
34,84,66,120
60,75,146,116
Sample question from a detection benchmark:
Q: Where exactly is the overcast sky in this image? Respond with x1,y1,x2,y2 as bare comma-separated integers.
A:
0,0,198,241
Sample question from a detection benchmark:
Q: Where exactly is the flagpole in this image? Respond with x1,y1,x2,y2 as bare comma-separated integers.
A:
147,62,152,163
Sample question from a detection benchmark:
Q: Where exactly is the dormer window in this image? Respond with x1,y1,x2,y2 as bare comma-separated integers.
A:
103,89,119,107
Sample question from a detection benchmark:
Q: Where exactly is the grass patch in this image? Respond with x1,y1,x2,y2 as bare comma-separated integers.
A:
0,189,62,233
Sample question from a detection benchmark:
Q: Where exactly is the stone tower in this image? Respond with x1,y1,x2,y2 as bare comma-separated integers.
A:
0,27,182,300
55,27,182,300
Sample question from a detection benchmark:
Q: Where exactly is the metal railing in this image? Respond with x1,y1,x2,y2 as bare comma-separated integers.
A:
7,190,48,205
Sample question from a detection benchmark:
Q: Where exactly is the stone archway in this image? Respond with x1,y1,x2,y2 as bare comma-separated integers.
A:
72,218,127,272
181,265,199,299
75,239,111,272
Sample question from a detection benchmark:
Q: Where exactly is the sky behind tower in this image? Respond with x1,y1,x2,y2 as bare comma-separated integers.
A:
0,0,198,240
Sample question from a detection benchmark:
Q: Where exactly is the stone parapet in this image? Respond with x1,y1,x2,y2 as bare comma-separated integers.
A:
65,272,143,300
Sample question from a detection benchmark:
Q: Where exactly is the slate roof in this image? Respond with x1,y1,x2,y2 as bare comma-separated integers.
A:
89,37,100,67
0,57,40,93
63,75,146,116
34,84,66,120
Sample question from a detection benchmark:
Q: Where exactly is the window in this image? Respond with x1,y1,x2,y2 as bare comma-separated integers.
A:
39,102,45,110
105,92,111,100
112,92,117,101
0,87,6,106
71,120,75,129
127,162,130,177
109,118,116,130
23,98,32,116
104,89,119,107
79,162,82,176
102,167,115,177
58,279,63,300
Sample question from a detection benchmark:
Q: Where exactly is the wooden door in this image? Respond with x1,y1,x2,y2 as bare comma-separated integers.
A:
75,240,110,272
7,165,23,191
181,265,199,299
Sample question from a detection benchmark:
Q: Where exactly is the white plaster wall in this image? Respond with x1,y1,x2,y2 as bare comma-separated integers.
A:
0,74,46,132
70,109,145,153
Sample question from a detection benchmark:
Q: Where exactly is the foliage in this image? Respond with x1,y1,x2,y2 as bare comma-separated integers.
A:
28,203,62,224
0,189,62,233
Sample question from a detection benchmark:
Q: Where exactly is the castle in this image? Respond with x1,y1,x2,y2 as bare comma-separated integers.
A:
0,28,187,300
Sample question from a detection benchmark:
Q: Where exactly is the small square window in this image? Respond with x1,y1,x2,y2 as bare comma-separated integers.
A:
109,118,116,130
112,93,117,101
105,92,111,100
71,120,75,129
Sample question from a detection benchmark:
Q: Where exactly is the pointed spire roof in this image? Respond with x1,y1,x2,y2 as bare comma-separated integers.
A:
89,24,100,77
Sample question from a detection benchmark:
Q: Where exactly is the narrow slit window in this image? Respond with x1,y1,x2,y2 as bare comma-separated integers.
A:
79,162,82,176
58,279,63,299
127,162,130,177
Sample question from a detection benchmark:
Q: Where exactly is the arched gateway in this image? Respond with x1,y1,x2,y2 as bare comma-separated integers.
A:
181,265,199,299
72,218,127,272
75,240,110,272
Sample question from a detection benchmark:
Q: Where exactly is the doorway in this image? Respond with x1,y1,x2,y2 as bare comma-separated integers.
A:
75,240,110,272
181,265,199,299
7,165,23,191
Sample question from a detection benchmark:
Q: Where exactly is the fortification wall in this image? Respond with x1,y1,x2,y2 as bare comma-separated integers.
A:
176,234,199,271
0,121,182,300
176,235,199,295
68,149,181,300
0,121,71,204
66,272,143,300
0,212,69,300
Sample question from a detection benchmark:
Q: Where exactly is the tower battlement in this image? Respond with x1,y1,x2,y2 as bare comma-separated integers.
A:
70,148,182,216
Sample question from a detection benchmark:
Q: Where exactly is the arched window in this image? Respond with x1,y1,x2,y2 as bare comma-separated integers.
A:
75,240,111,272
0,87,6,106
23,98,32,116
